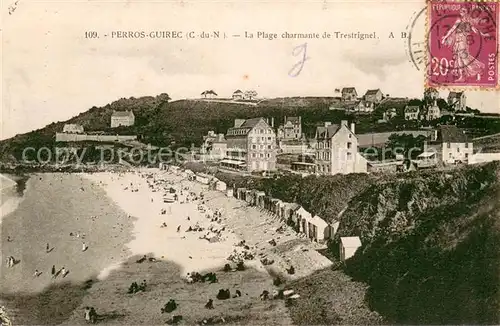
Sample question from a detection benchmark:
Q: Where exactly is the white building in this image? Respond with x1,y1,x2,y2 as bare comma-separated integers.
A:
314,120,368,175
63,124,84,134
340,236,362,262
111,110,135,128
436,125,473,164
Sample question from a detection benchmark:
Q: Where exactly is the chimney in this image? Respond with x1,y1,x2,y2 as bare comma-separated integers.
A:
324,122,331,127
350,123,355,134
341,120,348,127
234,119,245,128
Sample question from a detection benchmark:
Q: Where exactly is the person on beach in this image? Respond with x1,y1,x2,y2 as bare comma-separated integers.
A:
52,265,56,276
7,236,12,242
60,267,66,277
33,269,41,277
82,242,88,252
84,307,91,322
177,225,181,232
46,243,50,253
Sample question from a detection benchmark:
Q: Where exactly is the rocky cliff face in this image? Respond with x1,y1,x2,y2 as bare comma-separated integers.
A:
338,162,500,324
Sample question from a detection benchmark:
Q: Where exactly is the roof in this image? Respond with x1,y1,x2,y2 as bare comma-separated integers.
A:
340,236,362,248
233,89,243,94
341,87,357,94
365,89,381,96
296,206,312,218
315,124,340,139
417,152,436,159
226,118,267,136
405,105,420,113
437,125,470,143
286,116,300,123
312,215,329,229
112,110,134,118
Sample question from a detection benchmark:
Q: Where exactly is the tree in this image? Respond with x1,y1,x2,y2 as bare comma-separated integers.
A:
156,93,171,104
387,133,427,159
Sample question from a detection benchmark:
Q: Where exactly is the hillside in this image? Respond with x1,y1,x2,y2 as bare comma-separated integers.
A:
185,161,500,324
0,95,406,163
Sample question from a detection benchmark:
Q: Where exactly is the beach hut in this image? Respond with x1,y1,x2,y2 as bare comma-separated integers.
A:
264,196,274,211
226,188,234,197
216,181,227,192
196,173,211,184
245,190,255,205
340,236,362,262
255,191,266,209
236,188,247,200
309,215,330,242
293,207,312,235
271,199,283,216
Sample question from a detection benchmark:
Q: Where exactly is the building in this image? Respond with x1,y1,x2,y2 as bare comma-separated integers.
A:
426,100,441,120
382,108,397,121
62,124,84,134
111,110,135,128
232,90,244,100
201,131,227,159
404,105,420,120
447,91,466,111
277,116,302,140
340,236,362,262
436,125,473,164
314,120,367,175
364,89,384,104
308,215,331,243
341,87,358,101
222,117,277,172
354,100,374,113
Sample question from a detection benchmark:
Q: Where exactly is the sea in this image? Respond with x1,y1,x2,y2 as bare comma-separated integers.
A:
0,174,28,221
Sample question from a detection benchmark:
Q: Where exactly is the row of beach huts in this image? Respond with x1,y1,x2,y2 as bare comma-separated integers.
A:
160,164,363,261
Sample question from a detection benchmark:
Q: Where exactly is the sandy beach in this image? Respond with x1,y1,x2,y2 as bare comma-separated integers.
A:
0,168,335,324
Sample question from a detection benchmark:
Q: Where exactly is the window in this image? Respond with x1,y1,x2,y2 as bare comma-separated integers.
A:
348,134,352,138
267,153,270,158
347,142,352,149
449,153,452,158
261,137,265,141
347,152,352,160
252,145,256,149
260,129,264,134
465,153,469,158
465,143,469,148
260,153,264,158
457,147,460,152
447,143,451,148
252,153,256,158
268,137,272,141
268,145,272,149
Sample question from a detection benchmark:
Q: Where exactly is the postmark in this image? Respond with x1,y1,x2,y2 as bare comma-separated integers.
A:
427,0,499,88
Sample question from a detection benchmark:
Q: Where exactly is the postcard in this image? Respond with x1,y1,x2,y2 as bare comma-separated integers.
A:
1,0,499,325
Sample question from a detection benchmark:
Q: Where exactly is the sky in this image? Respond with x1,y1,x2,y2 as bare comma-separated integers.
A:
2,0,499,140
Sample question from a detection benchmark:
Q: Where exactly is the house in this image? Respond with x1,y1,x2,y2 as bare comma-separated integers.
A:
280,202,301,223
201,131,227,160
201,90,218,98
277,116,302,140
341,87,358,101
314,120,367,175
62,124,84,134
340,236,362,262
308,215,331,243
223,117,277,172
292,206,313,235
226,188,234,197
364,89,384,104
232,90,244,100
426,100,441,120
447,91,466,111
383,108,397,121
436,125,473,164
111,110,135,128
354,100,374,113
404,105,420,120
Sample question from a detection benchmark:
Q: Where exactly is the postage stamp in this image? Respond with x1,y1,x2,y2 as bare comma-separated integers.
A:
427,0,499,88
